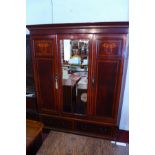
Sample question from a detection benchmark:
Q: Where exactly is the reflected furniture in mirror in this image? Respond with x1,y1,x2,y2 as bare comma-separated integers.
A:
60,39,89,114
27,22,128,138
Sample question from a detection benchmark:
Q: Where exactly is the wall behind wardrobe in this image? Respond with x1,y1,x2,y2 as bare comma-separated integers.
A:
26,0,129,130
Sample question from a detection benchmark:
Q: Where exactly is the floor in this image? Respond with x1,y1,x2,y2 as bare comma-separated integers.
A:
37,130,129,155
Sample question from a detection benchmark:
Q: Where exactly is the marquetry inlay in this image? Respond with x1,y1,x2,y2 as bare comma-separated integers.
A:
97,39,122,57
34,40,53,57
102,43,117,54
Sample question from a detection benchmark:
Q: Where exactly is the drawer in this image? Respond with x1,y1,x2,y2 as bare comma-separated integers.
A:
76,122,112,136
33,39,54,57
41,115,73,130
95,35,124,57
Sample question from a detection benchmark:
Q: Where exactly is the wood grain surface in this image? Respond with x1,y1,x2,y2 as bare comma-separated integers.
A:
26,120,43,148
37,130,128,155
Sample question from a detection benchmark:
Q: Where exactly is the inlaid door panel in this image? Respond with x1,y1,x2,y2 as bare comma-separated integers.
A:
92,34,124,123
34,39,54,57
95,35,125,58
35,59,56,111
31,35,58,114
94,60,121,118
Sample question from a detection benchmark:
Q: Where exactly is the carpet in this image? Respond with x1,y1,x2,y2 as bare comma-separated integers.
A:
37,130,129,155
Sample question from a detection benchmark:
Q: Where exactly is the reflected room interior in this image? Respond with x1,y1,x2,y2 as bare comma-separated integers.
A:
60,39,89,115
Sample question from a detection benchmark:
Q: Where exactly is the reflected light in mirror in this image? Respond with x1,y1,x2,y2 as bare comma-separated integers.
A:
64,40,70,61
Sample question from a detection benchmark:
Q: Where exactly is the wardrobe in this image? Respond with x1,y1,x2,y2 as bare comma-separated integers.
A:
27,22,129,138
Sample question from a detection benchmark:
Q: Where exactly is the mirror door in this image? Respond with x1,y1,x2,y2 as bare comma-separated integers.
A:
58,35,93,115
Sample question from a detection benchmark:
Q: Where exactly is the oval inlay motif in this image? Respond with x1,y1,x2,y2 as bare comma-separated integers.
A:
81,93,87,102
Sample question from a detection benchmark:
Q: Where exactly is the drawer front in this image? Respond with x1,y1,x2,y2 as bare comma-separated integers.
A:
95,35,125,57
76,122,112,136
41,116,73,130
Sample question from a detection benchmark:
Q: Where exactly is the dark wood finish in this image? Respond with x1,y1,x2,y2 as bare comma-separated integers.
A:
62,76,81,113
63,82,76,113
95,35,124,58
90,34,127,126
36,60,55,108
26,96,39,121
41,115,74,130
75,121,113,137
27,22,129,137
94,60,121,118
39,114,129,143
26,119,44,155
26,109,39,121
116,129,129,143
92,59,122,125
26,35,38,121
26,35,34,87
27,22,129,35
34,40,54,57
26,96,37,110
27,22,129,29
30,35,58,115
26,34,36,103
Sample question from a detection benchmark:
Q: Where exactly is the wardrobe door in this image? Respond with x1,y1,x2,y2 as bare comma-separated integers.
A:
57,34,93,116
31,35,58,114
92,34,126,124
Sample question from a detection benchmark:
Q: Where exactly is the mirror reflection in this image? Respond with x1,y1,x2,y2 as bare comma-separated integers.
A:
60,39,89,115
